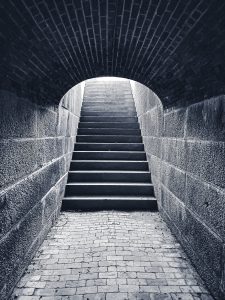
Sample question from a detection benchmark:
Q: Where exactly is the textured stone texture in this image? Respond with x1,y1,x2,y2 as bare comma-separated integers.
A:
0,83,84,299
1,1,225,107
12,211,213,300
131,81,225,299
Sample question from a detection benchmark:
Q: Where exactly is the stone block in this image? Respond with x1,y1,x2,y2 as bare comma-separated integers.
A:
163,108,186,138
139,107,160,137
61,84,83,116
182,209,223,299
161,185,186,234
0,139,38,189
186,140,225,188
0,91,37,138
37,106,58,138
0,158,66,238
151,175,161,205
161,161,186,203
185,174,225,238
42,187,58,224
36,137,65,166
149,154,161,179
186,95,225,141
0,201,43,296
131,81,161,116
161,138,186,170
143,136,161,158
67,113,79,137
57,106,69,137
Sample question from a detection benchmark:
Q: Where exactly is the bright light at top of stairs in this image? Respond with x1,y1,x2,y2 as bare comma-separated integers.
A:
87,76,129,82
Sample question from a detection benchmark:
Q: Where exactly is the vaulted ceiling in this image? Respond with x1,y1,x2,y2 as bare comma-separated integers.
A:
0,0,224,107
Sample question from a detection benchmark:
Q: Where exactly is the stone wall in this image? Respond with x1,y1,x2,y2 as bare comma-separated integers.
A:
130,80,163,206
0,82,84,299
131,80,225,300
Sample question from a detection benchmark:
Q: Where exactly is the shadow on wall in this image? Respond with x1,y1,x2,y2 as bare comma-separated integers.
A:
0,82,84,299
131,80,225,300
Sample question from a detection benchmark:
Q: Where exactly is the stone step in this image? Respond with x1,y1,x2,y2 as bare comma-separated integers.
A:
62,196,157,211
78,122,139,129
83,97,133,101
80,111,137,117
84,90,131,94
72,151,146,160
82,101,134,105
70,160,148,171
74,143,144,151
77,128,141,136
84,91,132,94
67,171,151,183
82,102,135,106
81,106,136,112
79,116,138,122
76,135,142,143
65,182,154,196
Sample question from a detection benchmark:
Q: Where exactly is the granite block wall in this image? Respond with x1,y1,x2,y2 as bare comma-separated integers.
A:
131,81,225,299
0,82,84,299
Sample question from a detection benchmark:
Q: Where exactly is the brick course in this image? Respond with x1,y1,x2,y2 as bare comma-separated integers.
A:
1,0,224,107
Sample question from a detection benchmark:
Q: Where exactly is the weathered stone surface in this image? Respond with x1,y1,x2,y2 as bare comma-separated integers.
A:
0,157,66,238
161,138,186,170
186,140,225,188
131,81,161,116
130,81,225,299
0,201,43,297
0,83,83,299
0,139,38,188
186,95,225,141
163,108,186,138
139,107,160,136
185,174,225,238
161,162,186,203
36,137,65,166
0,91,37,138
161,185,186,234
37,106,58,138
182,210,224,299
143,136,161,158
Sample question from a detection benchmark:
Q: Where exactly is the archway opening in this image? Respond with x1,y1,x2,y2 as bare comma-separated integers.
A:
61,77,162,211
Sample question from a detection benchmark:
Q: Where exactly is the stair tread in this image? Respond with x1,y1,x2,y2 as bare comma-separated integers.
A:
78,128,139,130
63,196,156,200
73,151,145,153
68,170,149,173
66,182,152,186
77,135,141,137
76,143,143,144
71,160,147,162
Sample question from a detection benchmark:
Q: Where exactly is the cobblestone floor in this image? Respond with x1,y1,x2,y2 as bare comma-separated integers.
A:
12,211,213,300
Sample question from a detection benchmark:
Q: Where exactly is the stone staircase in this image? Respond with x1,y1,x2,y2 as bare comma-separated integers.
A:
62,80,157,210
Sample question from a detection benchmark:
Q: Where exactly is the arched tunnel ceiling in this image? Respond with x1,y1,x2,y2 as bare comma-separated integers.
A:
0,0,225,107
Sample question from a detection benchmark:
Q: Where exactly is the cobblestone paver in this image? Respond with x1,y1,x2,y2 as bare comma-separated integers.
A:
12,212,213,300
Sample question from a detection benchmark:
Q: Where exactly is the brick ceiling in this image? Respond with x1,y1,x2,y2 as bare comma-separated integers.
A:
0,0,224,107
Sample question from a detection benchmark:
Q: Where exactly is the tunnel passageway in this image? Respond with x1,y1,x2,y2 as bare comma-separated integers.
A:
1,1,225,299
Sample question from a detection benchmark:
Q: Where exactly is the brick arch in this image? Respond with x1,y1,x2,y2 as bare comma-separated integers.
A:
1,0,225,107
